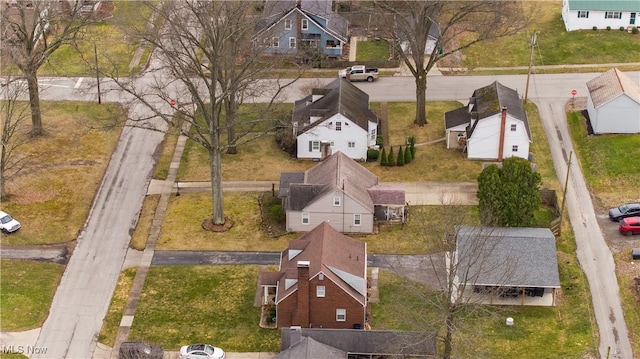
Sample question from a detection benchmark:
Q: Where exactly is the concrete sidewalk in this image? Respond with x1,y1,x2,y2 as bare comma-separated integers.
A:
147,179,479,206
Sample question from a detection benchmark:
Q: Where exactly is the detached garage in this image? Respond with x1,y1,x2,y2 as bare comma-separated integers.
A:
586,68,640,134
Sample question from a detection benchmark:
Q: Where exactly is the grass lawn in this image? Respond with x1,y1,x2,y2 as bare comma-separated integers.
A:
98,268,137,346
0,260,65,331
461,2,640,68
357,39,391,62
127,265,281,352
0,102,125,246
372,257,596,358
566,111,640,207
2,2,155,77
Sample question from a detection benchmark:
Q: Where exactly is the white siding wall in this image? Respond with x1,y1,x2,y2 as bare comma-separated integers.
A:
286,189,373,233
563,4,637,31
467,114,530,161
297,114,369,160
591,95,640,134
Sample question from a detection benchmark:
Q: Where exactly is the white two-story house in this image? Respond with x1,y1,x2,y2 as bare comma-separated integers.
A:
445,81,531,161
293,79,378,161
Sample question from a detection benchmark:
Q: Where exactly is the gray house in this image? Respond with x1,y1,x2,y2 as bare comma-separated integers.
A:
452,226,560,306
254,0,348,58
279,151,405,233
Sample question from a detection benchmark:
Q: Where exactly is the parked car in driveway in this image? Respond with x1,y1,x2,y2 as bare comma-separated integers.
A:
0,211,21,233
179,344,225,359
609,203,640,221
619,217,640,236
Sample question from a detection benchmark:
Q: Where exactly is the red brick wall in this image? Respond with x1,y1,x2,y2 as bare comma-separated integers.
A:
277,276,365,329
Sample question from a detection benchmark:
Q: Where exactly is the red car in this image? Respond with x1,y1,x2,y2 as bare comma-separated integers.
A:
619,217,640,236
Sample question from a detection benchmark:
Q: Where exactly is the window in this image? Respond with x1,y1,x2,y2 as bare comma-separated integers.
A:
335,121,342,131
272,37,279,47
301,19,308,30
309,141,320,152
512,145,519,152
336,308,346,321
370,129,376,141
316,285,325,297
577,11,589,18
302,213,309,225
354,214,361,226
510,124,517,131
284,19,292,30
605,11,621,19
334,197,341,206
289,37,296,49
348,141,355,148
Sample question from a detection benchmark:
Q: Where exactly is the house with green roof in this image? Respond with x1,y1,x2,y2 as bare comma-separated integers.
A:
562,0,640,31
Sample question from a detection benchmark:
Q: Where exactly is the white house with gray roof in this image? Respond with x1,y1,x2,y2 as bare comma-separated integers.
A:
444,81,531,161
293,79,378,161
586,68,640,134
562,0,640,31
452,226,560,307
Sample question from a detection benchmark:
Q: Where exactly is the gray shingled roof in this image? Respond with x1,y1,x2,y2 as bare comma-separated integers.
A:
467,81,531,140
285,183,329,211
257,2,348,43
280,328,437,356
455,226,560,288
587,68,640,108
279,172,305,198
444,106,471,130
293,79,378,134
275,336,346,359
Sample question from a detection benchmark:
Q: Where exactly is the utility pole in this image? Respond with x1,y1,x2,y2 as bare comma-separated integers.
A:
524,31,538,104
94,44,101,104
559,151,572,234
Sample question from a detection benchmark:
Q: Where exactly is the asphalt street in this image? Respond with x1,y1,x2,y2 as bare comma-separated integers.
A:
3,69,637,359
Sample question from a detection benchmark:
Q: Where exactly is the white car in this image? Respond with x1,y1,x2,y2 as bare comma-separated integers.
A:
179,344,225,359
0,211,21,233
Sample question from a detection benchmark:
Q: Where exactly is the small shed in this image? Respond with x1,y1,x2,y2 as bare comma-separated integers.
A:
586,68,640,134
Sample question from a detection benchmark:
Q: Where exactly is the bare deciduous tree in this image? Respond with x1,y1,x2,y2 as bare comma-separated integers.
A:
364,1,530,126
380,201,519,359
110,1,299,227
1,0,90,136
1,77,33,200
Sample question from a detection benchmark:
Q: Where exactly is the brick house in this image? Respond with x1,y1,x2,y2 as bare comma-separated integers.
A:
259,222,367,329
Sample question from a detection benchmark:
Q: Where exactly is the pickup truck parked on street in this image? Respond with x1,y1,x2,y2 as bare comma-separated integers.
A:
338,65,379,82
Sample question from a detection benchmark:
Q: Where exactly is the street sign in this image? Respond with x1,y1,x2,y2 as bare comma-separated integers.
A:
571,89,577,96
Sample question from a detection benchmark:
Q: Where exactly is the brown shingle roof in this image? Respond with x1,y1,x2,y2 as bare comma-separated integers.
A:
587,68,640,108
276,222,367,305
367,186,406,205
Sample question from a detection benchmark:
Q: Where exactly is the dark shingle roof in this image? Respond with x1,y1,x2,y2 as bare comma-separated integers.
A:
280,328,437,356
275,336,346,359
279,172,305,198
467,81,530,139
293,79,378,134
455,226,560,288
285,184,329,211
444,106,471,130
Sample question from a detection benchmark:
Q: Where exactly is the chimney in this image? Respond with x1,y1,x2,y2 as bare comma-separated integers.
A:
497,107,507,162
294,261,310,327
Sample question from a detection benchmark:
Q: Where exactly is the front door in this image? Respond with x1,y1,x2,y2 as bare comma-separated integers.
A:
631,13,636,25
